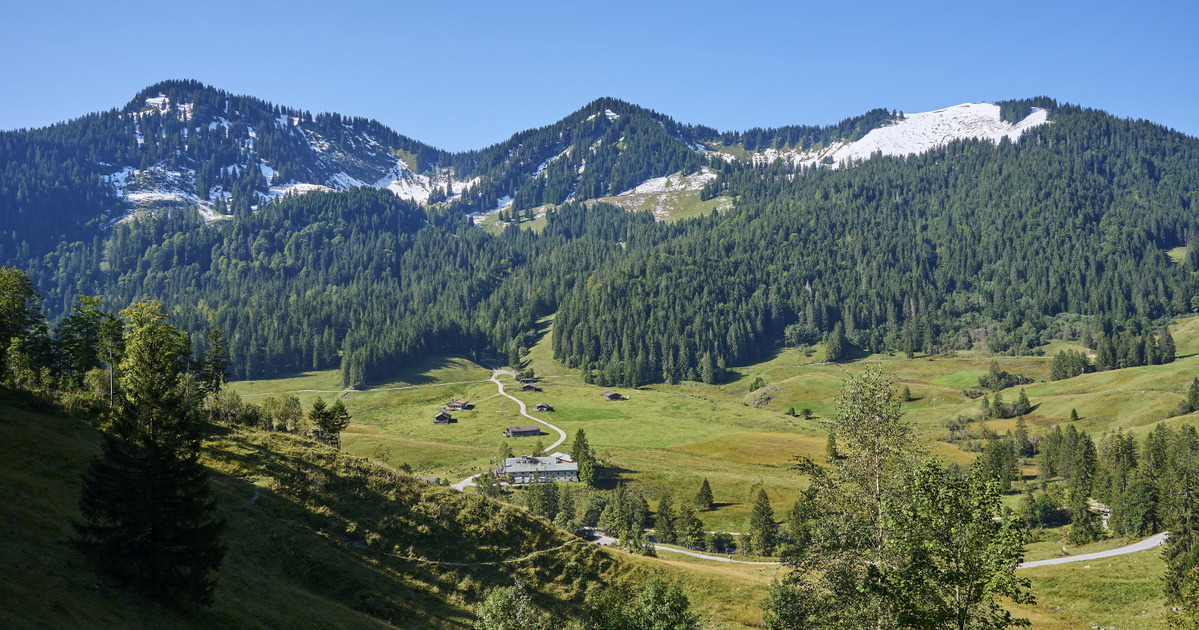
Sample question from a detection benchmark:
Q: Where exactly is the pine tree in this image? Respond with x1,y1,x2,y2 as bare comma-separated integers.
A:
749,488,777,556
826,321,846,362
199,328,230,395
676,502,706,548
1014,388,1032,416
72,299,225,606
1161,327,1177,364
825,431,838,462
694,477,714,511
1070,408,1080,423
656,491,677,544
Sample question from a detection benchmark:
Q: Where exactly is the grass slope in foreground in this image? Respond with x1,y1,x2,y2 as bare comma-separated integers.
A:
0,388,791,629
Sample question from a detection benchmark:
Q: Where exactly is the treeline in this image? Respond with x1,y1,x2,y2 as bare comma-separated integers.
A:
709,107,901,152
18,191,654,385
1045,424,1199,599
552,103,1199,383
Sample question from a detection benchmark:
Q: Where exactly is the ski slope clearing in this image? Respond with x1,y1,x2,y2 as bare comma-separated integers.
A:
755,103,1050,169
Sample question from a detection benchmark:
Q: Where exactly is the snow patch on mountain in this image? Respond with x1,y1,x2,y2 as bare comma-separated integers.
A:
104,164,231,223
620,167,715,196
754,103,1049,169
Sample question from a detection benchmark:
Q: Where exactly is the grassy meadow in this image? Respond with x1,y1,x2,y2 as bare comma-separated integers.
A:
223,314,1199,627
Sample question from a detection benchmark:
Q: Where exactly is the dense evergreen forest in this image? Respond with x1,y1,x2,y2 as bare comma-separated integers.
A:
553,101,1199,384
4,85,1199,386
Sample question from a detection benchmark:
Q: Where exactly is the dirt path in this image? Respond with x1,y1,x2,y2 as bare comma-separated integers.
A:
451,368,568,491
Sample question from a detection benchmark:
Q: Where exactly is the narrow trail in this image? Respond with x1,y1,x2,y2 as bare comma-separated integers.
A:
451,368,568,491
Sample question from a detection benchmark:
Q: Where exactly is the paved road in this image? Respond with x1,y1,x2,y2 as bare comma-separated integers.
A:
451,368,568,491
1018,532,1167,568
655,545,781,565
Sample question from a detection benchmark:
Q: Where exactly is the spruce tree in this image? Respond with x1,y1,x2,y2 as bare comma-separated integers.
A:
656,491,677,544
72,299,225,606
199,327,230,395
749,488,777,556
1014,388,1032,416
694,477,714,511
825,431,838,462
1161,327,1177,364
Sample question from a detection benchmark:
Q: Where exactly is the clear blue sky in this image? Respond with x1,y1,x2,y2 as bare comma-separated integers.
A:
2,0,1196,151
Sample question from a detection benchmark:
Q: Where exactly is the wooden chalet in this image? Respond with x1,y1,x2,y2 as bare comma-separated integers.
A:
434,411,453,424
504,425,541,437
444,397,469,411
534,402,553,412
602,391,622,401
520,383,540,392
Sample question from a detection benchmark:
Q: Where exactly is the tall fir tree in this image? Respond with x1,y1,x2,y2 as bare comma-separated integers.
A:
749,488,777,556
694,477,714,511
72,299,225,606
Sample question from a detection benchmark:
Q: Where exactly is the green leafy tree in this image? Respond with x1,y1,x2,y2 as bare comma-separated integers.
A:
475,581,549,630
0,266,44,377
766,366,1029,629
885,463,1033,628
584,578,700,630
72,299,225,606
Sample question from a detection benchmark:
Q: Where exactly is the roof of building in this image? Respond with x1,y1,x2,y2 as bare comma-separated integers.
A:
500,455,579,474
507,425,540,433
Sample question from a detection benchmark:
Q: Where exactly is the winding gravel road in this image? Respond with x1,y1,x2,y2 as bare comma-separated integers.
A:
451,369,567,491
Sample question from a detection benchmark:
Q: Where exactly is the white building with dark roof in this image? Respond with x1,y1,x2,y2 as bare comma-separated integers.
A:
498,454,578,483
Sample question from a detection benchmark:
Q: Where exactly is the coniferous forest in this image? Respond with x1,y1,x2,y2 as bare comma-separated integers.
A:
2,86,1197,390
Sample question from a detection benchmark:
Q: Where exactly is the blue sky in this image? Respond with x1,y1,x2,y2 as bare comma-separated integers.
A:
2,0,1196,151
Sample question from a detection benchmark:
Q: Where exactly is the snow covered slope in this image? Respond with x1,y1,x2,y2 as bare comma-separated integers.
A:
105,90,474,222
747,103,1049,169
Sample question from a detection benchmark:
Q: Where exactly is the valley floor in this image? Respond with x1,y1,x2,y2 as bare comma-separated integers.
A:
227,314,1199,627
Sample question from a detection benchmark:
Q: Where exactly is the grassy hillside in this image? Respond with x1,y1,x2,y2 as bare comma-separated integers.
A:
4,390,790,629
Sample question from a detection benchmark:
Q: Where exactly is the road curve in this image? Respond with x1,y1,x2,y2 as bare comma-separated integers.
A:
452,369,568,491
491,369,568,453
1018,531,1167,568
655,545,781,565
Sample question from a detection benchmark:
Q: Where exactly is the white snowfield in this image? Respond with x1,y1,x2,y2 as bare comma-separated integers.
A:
619,167,715,196
751,102,1050,170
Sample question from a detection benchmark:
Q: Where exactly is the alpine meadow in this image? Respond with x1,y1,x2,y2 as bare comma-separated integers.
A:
5,77,1199,629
